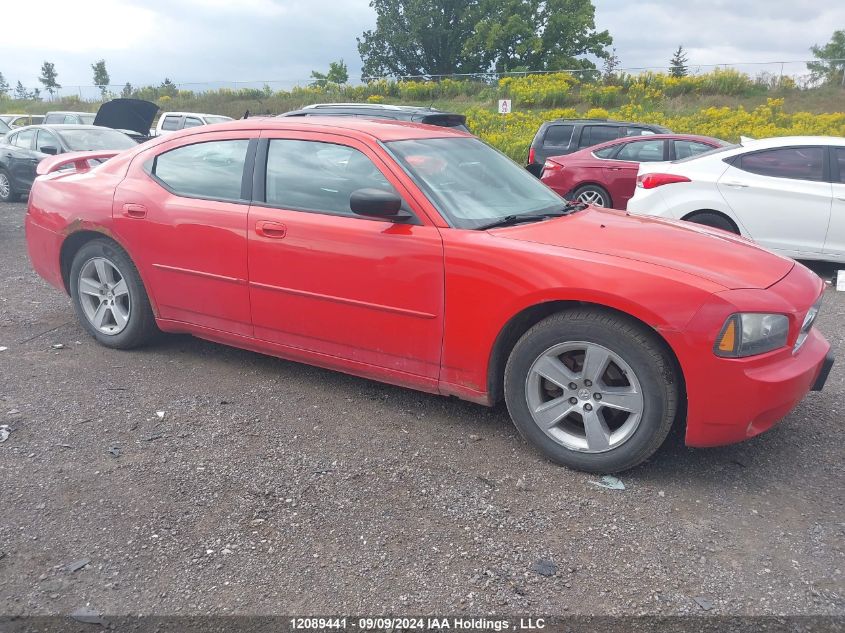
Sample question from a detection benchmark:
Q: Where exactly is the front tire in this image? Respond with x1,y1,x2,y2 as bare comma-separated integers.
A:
685,211,739,234
0,169,15,203
69,239,158,349
504,309,679,472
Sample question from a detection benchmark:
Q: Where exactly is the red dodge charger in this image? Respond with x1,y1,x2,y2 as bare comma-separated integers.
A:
540,133,729,209
25,118,832,472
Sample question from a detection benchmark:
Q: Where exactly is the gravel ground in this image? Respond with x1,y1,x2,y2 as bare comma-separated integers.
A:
0,199,843,617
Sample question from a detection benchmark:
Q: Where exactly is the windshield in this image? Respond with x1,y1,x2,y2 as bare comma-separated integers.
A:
79,114,96,125
387,137,565,229
0,119,10,133
57,128,138,151
205,116,233,125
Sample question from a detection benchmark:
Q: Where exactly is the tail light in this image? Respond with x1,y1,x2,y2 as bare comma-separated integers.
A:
542,160,563,174
528,147,536,165
637,173,691,189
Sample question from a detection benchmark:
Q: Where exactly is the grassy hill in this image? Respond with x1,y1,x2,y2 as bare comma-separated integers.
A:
4,70,844,162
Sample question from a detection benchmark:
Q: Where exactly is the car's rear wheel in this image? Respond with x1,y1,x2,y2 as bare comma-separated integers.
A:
504,309,679,472
0,169,15,203
572,184,611,208
69,239,158,349
685,211,739,234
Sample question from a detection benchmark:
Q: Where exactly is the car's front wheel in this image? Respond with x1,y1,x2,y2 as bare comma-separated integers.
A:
69,239,158,349
504,309,679,472
0,168,15,203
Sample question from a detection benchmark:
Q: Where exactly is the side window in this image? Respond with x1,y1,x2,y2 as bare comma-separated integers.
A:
43,114,62,124
160,116,182,131
13,129,36,149
152,139,250,201
63,115,78,124
35,130,60,152
542,124,574,147
625,127,656,137
183,117,203,128
835,148,845,184
615,139,665,162
593,145,618,158
265,139,401,217
674,140,715,159
737,147,824,182
580,125,621,148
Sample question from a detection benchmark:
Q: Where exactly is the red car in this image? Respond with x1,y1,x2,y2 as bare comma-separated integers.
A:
541,134,728,209
25,118,832,472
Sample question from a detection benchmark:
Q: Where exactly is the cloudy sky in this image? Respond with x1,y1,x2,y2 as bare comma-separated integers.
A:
1,0,842,95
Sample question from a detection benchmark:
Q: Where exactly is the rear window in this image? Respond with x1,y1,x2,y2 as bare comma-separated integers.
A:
543,124,574,147
160,115,181,131
736,147,824,182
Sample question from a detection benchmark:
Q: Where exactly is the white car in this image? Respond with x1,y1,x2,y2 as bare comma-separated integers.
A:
627,136,845,262
154,112,233,136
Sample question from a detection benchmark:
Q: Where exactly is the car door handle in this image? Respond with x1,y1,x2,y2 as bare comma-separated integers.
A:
255,220,287,239
724,181,749,188
607,167,623,171
122,203,147,219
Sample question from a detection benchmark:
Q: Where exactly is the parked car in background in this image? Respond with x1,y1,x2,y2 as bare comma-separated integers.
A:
0,114,45,128
541,134,728,209
278,103,469,131
527,119,671,176
0,125,136,201
154,112,234,136
44,111,96,125
628,136,845,262
24,117,831,472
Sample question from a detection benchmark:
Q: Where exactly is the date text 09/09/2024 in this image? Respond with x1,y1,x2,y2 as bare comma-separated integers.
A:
289,617,547,631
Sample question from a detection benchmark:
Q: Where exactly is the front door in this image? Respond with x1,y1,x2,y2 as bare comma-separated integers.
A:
823,147,845,259
247,133,444,378
717,146,832,255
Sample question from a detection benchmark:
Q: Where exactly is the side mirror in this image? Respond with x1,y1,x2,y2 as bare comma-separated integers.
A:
349,188,411,221
40,146,59,155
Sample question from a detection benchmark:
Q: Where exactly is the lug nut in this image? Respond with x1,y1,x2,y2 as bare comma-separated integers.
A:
569,397,578,405
584,379,592,387
568,382,577,390
584,403,593,411
594,393,602,400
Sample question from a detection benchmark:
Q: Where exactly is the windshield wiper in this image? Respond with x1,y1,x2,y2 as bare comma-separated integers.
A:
477,202,586,230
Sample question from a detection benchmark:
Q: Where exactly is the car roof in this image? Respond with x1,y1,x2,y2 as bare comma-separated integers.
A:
586,133,725,149
11,124,124,133
740,135,845,148
160,112,232,118
161,115,472,142
545,119,668,127
44,111,94,115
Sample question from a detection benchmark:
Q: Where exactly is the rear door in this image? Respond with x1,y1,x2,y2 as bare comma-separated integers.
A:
538,123,575,163
717,146,831,254
5,129,39,190
601,138,667,209
823,146,845,258
577,124,623,150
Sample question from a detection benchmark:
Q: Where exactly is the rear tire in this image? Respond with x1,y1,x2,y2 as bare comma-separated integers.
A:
0,169,14,203
572,184,611,208
685,211,739,234
69,239,158,349
504,309,679,473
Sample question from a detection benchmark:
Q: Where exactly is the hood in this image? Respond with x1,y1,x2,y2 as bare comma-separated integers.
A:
94,99,159,137
493,208,793,290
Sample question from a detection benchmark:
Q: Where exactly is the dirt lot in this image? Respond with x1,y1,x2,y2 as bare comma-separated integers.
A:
0,199,843,617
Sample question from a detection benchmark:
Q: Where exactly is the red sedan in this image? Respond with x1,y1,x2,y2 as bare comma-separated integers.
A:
25,118,832,472
541,134,729,209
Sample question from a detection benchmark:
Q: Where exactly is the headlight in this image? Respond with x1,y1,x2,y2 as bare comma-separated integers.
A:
714,313,789,357
794,296,823,353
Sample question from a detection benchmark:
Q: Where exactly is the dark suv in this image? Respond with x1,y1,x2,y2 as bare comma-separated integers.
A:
278,103,468,131
527,119,671,176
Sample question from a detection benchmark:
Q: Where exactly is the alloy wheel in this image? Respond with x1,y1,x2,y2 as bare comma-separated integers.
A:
77,257,131,335
524,341,644,453
0,173,10,200
576,190,606,207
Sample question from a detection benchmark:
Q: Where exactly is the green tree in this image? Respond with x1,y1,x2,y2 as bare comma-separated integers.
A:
159,77,178,98
0,72,9,97
14,81,28,100
121,82,134,98
38,61,61,97
92,59,110,97
468,0,612,73
669,45,688,77
808,30,845,86
358,0,486,78
310,59,350,87
602,47,620,83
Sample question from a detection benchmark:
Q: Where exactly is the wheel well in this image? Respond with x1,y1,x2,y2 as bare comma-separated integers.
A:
59,231,111,293
487,301,686,407
682,209,739,233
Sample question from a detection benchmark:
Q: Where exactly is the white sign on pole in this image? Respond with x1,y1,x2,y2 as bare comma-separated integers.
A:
836,270,845,291
498,99,512,114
